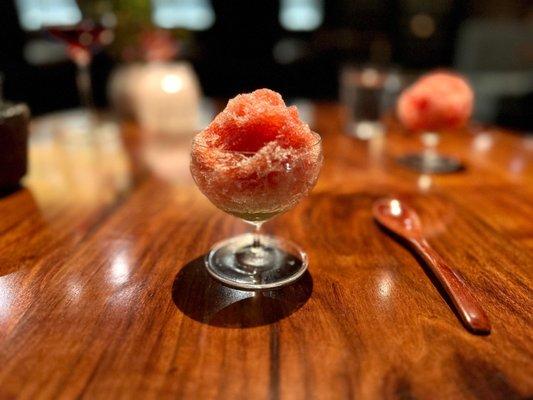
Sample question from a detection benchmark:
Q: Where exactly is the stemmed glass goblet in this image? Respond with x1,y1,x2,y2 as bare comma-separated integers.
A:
397,131,462,173
43,1,115,133
190,133,323,290
395,71,473,173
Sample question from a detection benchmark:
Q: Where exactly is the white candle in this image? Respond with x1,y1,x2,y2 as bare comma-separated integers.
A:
132,62,201,137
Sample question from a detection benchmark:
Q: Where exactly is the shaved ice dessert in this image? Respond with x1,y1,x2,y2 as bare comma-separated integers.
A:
191,89,322,222
397,71,474,132
395,71,474,173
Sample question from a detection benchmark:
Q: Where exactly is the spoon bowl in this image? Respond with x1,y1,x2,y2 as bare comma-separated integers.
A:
372,198,422,239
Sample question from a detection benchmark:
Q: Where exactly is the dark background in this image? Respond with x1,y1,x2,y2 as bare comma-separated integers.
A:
1,0,532,130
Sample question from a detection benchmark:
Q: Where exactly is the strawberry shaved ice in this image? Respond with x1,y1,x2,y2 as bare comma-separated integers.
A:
397,71,474,132
196,89,316,152
191,89,322,221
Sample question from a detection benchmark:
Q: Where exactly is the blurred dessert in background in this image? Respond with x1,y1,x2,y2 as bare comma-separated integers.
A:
397,71,474,132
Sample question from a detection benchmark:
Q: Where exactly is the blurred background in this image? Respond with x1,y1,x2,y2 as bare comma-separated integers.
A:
0,0,532,130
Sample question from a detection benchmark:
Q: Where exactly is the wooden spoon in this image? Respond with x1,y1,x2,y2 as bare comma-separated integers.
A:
372,197,491,334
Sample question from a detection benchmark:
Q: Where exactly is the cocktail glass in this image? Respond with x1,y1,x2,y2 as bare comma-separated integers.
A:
190,133,322,290
44,1,115,136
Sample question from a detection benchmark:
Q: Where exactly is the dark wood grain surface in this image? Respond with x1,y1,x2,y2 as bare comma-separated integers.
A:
0,104,531,399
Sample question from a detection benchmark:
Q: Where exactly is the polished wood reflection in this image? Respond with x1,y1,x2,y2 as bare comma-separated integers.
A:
0,105,531,399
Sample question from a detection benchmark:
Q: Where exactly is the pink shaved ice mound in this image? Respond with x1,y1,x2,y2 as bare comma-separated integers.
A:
190,89,322,220
397,71,474,132
196,88,316,152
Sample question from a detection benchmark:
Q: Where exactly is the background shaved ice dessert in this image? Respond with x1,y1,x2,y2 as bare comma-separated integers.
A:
394,70,475,173
191,89,322,222
397,71,474,132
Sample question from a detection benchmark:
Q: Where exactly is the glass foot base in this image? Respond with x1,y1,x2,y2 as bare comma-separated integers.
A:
397,153,463,174
206,233,308,290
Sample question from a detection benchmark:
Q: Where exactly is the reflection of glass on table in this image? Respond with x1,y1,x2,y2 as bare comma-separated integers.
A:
27,110,130,210
340,66,401,140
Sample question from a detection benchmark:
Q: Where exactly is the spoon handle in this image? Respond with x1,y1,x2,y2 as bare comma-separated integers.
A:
411,239,491,334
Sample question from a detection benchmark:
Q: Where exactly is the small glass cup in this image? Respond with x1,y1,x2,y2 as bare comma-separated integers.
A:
340,65,402,140
190,133,323,290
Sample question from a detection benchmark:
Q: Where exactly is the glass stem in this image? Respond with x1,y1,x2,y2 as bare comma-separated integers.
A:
75,58,95,114
421,131,440,164
252,222,263,249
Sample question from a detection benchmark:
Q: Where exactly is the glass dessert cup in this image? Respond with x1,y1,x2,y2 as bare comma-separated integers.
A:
397,131,462,173
190,133,322,290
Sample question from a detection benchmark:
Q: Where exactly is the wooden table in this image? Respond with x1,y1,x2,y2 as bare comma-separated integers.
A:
0,104,531,399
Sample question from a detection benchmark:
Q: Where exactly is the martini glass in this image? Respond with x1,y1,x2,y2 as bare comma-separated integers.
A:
190,133,322,290
44,1,115,135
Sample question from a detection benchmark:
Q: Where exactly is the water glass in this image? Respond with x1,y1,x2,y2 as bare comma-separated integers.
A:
340,66,401,139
